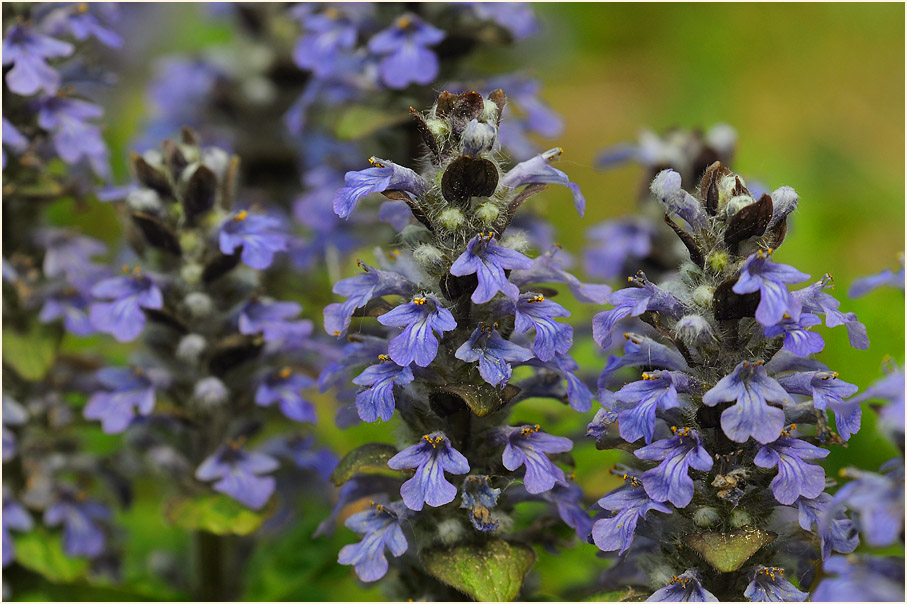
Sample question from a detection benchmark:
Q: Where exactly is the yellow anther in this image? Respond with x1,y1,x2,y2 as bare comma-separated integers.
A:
122,264,131,273
782,313,791,320
279,367,292,379
520,424,541,437
368,158,385,168
528,294,545,303
378,354,391,361
397,15,411,28
413,296,427,305
333,330,341,336
234,209,248,221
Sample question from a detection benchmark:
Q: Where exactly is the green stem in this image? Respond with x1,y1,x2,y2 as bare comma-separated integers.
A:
194,531,226,601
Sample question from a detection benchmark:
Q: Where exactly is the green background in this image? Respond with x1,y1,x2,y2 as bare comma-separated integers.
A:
29,3,905,601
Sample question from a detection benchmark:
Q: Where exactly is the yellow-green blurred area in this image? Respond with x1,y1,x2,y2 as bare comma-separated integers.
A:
39,3,904,601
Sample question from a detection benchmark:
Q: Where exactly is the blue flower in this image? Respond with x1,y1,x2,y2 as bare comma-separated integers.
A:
387,432,469,511
763,312,824,357
501,147,586,216
527,352,595,412
89,268,163,342
337,500,410,582
848,367,904,437
195,442,279,510
592,476,672,554
319,334,388,392
776,371,860,440
84,366,162,434
828,463,904,548
2,116,29,170
261,435,337,480
39,284,96,335
797,494,858,560
333,157,429,219
292,9,358,78
732,250,810,326
378,294,456,367
470,3,539,40
583,217,654,281
44,492,109,558
754,430,829,505
324,260,414,337
812,555,905,602
2,396,27,462
599,333,691,388
43,3,123,48
1,23,73,96
219,210,288,270
454,324,534,387
794,275,868,349
635,427,712,508
647,570,718,602
2,495,33,567
545,482,594,541
743,566,806,602
510,248,611,304
593,271,686,349
255,368,317,423
849,262,904,298
460,475,502,532
450,233,533,304
352,357,415,422
702,361,791,444
238,297,311,344
513,293,572,362
501,424,572,494
34,228,106,280
368,14,445,89
36,94,110,178
649,169,708,231
613,371,693,444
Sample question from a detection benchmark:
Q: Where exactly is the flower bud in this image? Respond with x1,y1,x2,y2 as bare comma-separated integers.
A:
675,314,715,345
726,194,755,217
176,334,207,364
184,292,214,318
126,188,163,213
426,118,448,140
180,263,203,285
192,377,229,410
729,509,752,529
436,518,466,545
462,119,497,156
413,244,445,269
438,208,465,231
692,284,714,308
474,202,501,226
693,506,721,528
706,250,729,272
399,224,433,247
500,230,530,254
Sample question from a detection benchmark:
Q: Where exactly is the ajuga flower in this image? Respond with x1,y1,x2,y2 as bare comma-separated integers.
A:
368,14,445,89
513,293,572,361
218,210,288,270
84,367,164,434
450,233,534,303
647,570,718,602
733,250,809,326
1,23,73,95
378,294,456,367
796,494,859,560
195,443,279,510
635,427,713,508
455,324,535,387
352,357,414,422
849,257,904,298
324,261,414,336
702,361,790,444
812,555,905,602
44,491,109,558
743,566,807,602
254,368,317,423
387,432,470,511
460,475,502,532
333,158,428,219
337,501,410,582
501,425,572,494
292,9,359,77
754,428,829,505
89,268,163,342
2,495,33,567
611,371,692,444
592,476,672,554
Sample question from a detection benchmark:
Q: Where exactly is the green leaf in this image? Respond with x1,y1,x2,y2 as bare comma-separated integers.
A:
14,175,65,199
164,494,272,536
330,443,400,486
683,528,776,573
15,528,89,583
334,106,407,140
422,540,536,602
2,322,61,381
431,383,521,418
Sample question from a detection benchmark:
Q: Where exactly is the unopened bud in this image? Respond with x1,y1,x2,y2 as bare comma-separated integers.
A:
184,292,213,318
693,506,721,528
413,244,445,268
193,377,229,410
692,285,715,308
438,208,465,231
126,189,163,213
729,509,751,529
675,314,715,344
462,119,497,156
474,202,501,226
176,334,207,364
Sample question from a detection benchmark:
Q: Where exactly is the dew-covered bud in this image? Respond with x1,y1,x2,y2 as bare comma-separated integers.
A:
436,518,466,546
180,263,203,285
729,509,752,529
706,250,729,273
126,188,163,213
726,194,755,217
426,118,448,140
675,314,715,344
768,186,799,228
184,292,214,318
482,98,501,123
176,334,207,364
474,202,501,226
500,230,530,254
693,506,721,528
142,149,164,169
192,377,229,410
201,147,231,179
400,224,433,247
462,119,497,156
413,243,445,268
692,284,715,308
438,208,466,231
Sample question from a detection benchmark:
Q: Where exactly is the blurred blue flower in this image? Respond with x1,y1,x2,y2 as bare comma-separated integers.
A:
44,492,109,558
219,210,288,270
2,23,73,96
796,494,858,560
2,495,33,567
502,147,585,216
1,397,27,462
84,367,162,434
195,443,279,510
828,463,904,548
849,261,904,298
292,9,358,78
583,217,654,282
368,14,444,89
89,268,163,342
238,297,310,344
812,555,905,602
510,248,611,304
36,95,110,178
255,368,317,423
848,367,905,436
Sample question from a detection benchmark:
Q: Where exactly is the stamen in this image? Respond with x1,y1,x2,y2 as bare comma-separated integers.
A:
279,367,292,379
378,354,391,362
368,158,385,169
520,424,541,437
413,295,427,305
234,209,248,222
528,294,545,303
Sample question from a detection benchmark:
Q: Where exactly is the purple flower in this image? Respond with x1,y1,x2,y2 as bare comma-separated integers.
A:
378,294,456,367
743,566,806,602
599,333,691,388
848,367,905,436
593,479,672,554
387,432,469,511
255,368,317,423
195,443,279,510
647,570,718,602
319,334,388,392
635,427,712,508
460,475,502,532
754,431,829,505
353,357,414,423
583,217,654,281
89,268,163,342
763,312,824,357
501,425,572,494
84,366,163,434
39,284,95,335
337,500,409,582
2,116,29,169
828,464,904,548
702,361,791,444
368,14,444,89
545,482,594,541
454,324,534,387
238,297,311,344
34,228,106,279
812,555,905,602
2,495,33,567
613,371,693,444
732,250,810,326
324,261,414,337
513,292,572,361
470,3,538,40
44,493,109,558
36,95,110,178
333,157,429,219
2,396,27,462
292,10,358,77
649,169,708,231
794,275,868,349
797,494,858,560
528,352,595,412
219,210,288,270
776,371,861,440
510,248,611,304
43,3,123,48
849,263,904,298
501,147,586,216
593,272,686,349
262,435,337,480
1,23,73,96
450,233,533,304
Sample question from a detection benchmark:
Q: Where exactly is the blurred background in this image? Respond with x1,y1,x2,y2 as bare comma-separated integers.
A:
26,2,904,600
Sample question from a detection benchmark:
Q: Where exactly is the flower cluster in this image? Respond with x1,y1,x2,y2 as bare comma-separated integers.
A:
587,161,880,600
322,91,605,596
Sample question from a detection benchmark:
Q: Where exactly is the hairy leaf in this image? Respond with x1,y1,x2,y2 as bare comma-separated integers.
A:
422,540,535,602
